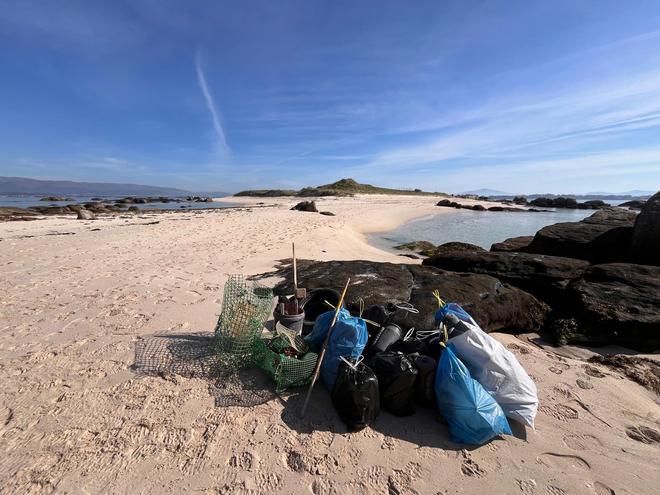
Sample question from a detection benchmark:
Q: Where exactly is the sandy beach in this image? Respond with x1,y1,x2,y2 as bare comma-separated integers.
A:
1,194,658,494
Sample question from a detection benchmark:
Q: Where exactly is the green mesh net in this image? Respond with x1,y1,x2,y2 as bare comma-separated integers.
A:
253,326,319,393
214,275,273,355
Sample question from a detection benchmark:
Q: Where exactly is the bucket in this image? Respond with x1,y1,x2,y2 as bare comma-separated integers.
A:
300,288,341,335
368,323,403,356
274,308,305,335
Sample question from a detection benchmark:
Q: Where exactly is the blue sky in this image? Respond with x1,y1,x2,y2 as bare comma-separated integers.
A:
1,1,660,194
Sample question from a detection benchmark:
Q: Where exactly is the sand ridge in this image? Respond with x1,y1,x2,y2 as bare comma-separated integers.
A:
1,195,658,494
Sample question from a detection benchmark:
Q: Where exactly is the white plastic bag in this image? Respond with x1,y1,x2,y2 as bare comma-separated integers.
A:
448,322,538,428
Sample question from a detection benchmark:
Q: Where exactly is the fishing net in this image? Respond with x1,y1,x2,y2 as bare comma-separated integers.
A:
214,275,273,355
253,324,319,393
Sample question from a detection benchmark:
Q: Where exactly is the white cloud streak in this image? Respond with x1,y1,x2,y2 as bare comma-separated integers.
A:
195,50,229,152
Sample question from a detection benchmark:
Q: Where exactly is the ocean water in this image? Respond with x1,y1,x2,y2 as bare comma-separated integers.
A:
373,208,596,250
0,195,238,210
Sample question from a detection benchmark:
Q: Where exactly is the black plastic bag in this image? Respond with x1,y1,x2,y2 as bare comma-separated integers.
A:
410,353,437,406
390,337,427,355
331,359,380,430
368,351,418,416
424,334,445,361
361,305,392,337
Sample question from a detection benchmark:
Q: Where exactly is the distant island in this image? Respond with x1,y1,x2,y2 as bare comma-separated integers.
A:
0,176,228,197
235,178,444,197
463,188,654,201
236,178,655,200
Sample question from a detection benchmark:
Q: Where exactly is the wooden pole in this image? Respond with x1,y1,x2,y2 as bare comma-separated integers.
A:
292,242,298,313
300,277,350,418
292,242,298,290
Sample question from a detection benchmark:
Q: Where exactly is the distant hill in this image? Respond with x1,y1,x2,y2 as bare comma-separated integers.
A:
584,190,655,197
465,189,655,199
236,178,443,197
0,176,194,196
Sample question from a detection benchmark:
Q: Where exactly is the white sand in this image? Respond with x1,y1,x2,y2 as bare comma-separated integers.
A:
1,195,658,494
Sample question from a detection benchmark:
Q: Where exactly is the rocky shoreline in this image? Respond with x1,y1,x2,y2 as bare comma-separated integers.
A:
0,195,216,221
270,191,659,352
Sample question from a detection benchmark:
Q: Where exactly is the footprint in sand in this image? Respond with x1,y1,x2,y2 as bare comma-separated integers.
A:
562,434,603,451
507,343,531,355
517,479,537,494
460,450,485,478
576,378,594,390
539,404,579,421
549,363,571,375
228,451,257,471
625,425,660,444
545,486,567,495
536,452,591,472
584,365,606,378
591,481,616,495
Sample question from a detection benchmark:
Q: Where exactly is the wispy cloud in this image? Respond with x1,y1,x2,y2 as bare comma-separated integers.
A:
195,49,229,153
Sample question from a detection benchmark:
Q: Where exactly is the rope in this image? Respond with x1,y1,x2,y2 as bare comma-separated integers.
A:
432,290,446,309
415,329,440,340
392,302,419,314
339,355,364,370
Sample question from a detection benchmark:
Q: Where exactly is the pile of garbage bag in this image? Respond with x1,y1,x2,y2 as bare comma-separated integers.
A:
249,284,538,445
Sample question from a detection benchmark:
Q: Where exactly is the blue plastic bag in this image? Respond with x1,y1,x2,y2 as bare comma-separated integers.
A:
434,302,475,326
305,309,368,390
435,344,512,445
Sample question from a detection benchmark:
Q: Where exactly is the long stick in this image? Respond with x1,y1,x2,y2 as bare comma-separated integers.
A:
292,243,298,313
292,242,298,290
300,277,350,418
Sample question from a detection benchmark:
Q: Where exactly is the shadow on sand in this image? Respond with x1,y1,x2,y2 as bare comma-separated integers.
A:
131,332,526,447
131,332,276,407
277,383,525,452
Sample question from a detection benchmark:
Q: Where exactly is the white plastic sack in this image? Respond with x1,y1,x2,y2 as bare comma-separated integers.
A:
448,322,538,428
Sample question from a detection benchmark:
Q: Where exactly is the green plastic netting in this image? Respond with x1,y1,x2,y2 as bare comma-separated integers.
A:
214,275,273,355
252,329,318,393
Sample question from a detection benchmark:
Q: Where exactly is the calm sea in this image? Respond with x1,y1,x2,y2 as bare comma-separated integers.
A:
373,205,630,251
0,196,238,211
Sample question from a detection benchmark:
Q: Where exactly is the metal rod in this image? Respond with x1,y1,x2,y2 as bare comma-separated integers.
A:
300,277,350,418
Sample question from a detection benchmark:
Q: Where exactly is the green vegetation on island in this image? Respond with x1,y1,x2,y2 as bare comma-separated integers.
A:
235,178,444,197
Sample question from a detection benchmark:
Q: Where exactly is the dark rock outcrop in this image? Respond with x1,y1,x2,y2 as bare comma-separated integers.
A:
629,191,660,266
487,206,527,212
77,209,95,220
490,236,533,252
40,196,73,202
569,263,660,350
620,200,646,210
525,208,636,263
275,260,413,307
581,199,610,209
582,208,637,226
28,206,71,215
394,241,436,253
529,197,578,209
319,211,335,216
270,259,549,333
291,201,318,213
422,251,589,303
425,242,485,257
402,265,549,333
0,207,39,220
